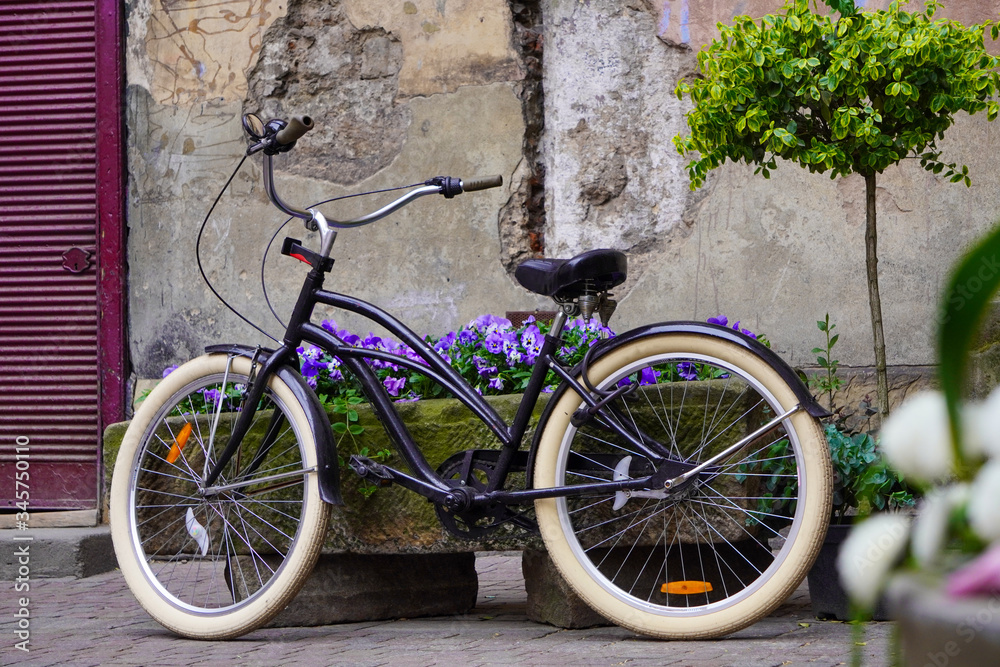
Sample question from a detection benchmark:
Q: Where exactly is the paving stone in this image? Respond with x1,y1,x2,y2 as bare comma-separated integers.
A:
0,552,897,666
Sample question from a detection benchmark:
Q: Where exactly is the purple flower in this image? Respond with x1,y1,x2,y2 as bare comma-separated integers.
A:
298,345,324,380
458,329,477,346
707,315,728,327
488,377,504,391
201,388,222,405
521,327,542,365
484,331,505,355
434,331,457,353
639,367,660,386
472,314,512,333
383,376,405,397
473,356,497,377
678,362,698,381
363,334,385,351
162,365,179,378
298,345,321,361
728,320,758,340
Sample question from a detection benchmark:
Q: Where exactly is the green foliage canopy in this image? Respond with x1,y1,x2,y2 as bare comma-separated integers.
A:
674,0,1000,188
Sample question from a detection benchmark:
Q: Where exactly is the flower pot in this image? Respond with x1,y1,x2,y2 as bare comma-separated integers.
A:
889,575,1000,666
807,522,891,621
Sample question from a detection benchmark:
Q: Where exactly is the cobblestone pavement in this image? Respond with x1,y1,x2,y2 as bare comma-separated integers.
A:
3,553,894,666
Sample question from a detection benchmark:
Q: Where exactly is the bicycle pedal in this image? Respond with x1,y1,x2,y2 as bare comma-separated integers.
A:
348,455,394,486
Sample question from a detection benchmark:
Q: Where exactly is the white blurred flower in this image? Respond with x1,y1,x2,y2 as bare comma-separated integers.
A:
879,391,954,484
837,513,911,609
963,386,1000,460
968,460,1000,542
910,484,969,569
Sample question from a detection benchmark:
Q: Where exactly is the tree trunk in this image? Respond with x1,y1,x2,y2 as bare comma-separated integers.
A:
864,171,890,424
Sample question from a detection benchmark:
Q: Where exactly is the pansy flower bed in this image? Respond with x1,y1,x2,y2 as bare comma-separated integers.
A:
297,314,767,405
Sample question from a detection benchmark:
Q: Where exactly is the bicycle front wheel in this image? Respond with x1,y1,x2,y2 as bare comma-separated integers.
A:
110,354,330,639
533,332,831,639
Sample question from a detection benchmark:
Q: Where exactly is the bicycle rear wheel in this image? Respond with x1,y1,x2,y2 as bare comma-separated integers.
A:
533,332,831,639
110,354,330,639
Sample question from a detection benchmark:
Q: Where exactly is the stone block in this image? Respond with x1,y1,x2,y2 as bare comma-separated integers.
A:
0,526,116,579
250,552,478,626
522,549,608,629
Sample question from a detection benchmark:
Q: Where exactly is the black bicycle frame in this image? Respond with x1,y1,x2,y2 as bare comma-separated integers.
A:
202,260,683,509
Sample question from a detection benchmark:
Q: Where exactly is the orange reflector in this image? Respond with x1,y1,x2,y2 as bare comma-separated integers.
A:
166,422,193,464
662,581,713,595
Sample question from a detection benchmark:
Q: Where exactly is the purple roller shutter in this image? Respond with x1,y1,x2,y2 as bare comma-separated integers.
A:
0,1,106,510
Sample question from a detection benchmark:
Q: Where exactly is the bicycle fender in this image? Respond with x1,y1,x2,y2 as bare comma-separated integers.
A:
205,344,344,506
525,322,828,488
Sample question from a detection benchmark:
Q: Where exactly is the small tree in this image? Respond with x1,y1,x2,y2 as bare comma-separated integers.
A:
674,0,1000,422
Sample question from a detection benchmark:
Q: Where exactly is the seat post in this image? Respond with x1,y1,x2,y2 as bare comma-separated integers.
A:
549,308,568,337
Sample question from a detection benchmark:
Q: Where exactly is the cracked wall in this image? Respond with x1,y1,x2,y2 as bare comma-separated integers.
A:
126,0,542,378
127,0,1000,383
539,0,1000,374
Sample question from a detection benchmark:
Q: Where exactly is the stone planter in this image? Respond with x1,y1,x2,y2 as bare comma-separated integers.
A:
103,379,757,553
807,522,891,621
890,575,1000,666
103,392,551,554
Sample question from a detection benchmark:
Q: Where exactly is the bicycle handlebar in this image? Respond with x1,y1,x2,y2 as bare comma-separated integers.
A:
275,116,314,146
462,175,504,192
248,113,504,241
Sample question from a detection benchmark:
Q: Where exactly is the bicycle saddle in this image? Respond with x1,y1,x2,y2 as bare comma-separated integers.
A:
514,249,627,299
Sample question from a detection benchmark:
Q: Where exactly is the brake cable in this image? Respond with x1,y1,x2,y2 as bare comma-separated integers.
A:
259,182,425,330
195,154,281,343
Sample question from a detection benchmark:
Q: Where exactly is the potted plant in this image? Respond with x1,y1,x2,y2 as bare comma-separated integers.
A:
808,422,915,620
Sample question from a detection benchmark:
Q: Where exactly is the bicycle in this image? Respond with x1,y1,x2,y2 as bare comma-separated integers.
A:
109,113,833,640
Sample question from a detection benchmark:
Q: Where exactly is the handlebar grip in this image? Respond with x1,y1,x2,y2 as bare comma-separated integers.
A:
461,175,503,192
275,116,315,146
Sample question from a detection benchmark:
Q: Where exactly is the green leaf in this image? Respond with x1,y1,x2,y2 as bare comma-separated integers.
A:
939,218,1000,475
348,424,365,435
331,421,347,434
753,50,765,66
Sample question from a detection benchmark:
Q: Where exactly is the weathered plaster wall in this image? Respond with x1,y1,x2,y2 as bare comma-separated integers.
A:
127,0,1000,392
126,0,543,378
540,0,1000,382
